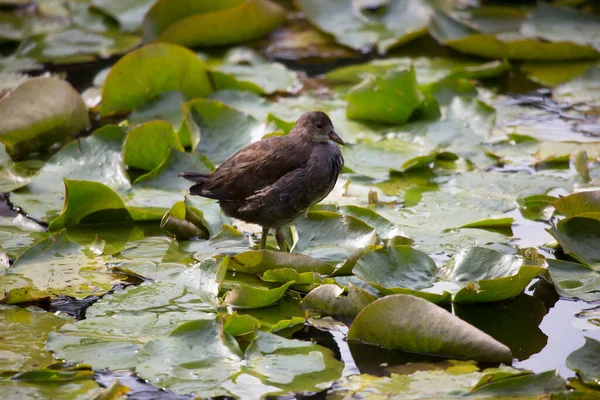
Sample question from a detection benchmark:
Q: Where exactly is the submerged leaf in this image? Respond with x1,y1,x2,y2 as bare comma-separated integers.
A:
348,294,512,362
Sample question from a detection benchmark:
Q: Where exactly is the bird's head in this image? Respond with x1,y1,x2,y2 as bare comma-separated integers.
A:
292,111,344,145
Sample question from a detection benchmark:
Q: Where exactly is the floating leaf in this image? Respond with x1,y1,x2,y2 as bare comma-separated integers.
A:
548,215,600,270
227,250,334,276
48,180,132,230
123,120,184,171
0,77,89,159
353,245,451,303
16,28,141,64
0,305,69,373
8,231,114,299
301,283,377,317
553,191,600,217
223,281,294,309
346,69,425,125
548,259,600,302
429,11,600,61
90,0,156,32
183,99,265,162
160,201,209,240
517,194,556,221
143,0,285,47
457,217,514,231
101,43,212,116
297,0,435,54
446,247,546,303
347,294,512,362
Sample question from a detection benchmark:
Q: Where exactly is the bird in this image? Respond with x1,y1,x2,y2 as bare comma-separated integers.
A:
179,111,344,251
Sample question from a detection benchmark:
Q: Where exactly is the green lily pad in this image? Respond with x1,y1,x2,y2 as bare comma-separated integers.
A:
183,98,265,162
517,194,556,221
211,47,301,95
235,291,305,333
142,0,285,47
429,11,600,61
48,180,133,230
553,191,600,217
16,27,141,64
470,369,567,396
297,0,435,54
0,144,38,192
183,225,249,259
0,77,89,159
0,305,69,373
548,215,600,270
347,294,512,362
301,283,377,317
0,368,101,399
223,281,294,309
227,250,334,276
553,65,600,105
8,230,114,299
10,125,129,223
457,217,514,231
90,0,156,32
566,337,600,387
160,201,209,240
101,43,212,116
123,120,184,171
353,245,451,303
548,259,600,302
127,91,187,131
346,69,425,125
446,247,546,303
327,57,510,85
0,215,48,259
520,61,593,87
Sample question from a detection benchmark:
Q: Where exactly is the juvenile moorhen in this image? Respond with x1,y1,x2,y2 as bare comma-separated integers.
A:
180,111,344,251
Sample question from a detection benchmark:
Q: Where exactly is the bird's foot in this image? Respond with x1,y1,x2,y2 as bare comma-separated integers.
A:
275,228,290,252
259,226,269,250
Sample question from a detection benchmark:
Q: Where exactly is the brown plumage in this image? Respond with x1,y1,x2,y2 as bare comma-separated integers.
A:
180,111,344,250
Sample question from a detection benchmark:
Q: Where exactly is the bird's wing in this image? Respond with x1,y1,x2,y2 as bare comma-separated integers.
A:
198,136,310,201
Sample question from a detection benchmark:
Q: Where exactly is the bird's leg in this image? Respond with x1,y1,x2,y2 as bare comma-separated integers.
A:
275,228,290,252
259,226,269,250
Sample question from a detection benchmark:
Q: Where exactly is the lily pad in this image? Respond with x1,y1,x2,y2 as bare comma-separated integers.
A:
301,283,377,317
446,247,546,303
123,120,184,171
227,250,334,276
48,180,133,230
90,0,156,32
548,215,600,270
8,230,114,299
347,294,512,362
0,77,89,159
429,11,600,61
346,69,424,125
0,305,69,373
553,191,600,217
101,43,212,116
297,0,435,54
547,259,600,302
566,337,600,387
223,281,294,309
142,0,285,47
183,99,265,163
353,245,451,303
160,201,209,240
10,125,129,223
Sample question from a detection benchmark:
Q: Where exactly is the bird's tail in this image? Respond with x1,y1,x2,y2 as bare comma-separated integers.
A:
178,172,210,195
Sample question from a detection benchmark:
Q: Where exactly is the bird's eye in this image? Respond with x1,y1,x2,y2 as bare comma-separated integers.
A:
316,123,323,129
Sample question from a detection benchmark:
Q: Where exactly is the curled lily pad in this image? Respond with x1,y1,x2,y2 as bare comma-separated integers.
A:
48,179,133,230
301,283,377,317
223,281,294,309
142,0,285,47
0,77,89,159
101,43,212,116
160,201,209,240
348,294,512,362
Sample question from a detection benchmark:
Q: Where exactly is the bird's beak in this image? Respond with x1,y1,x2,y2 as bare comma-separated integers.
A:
329,130,344,145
